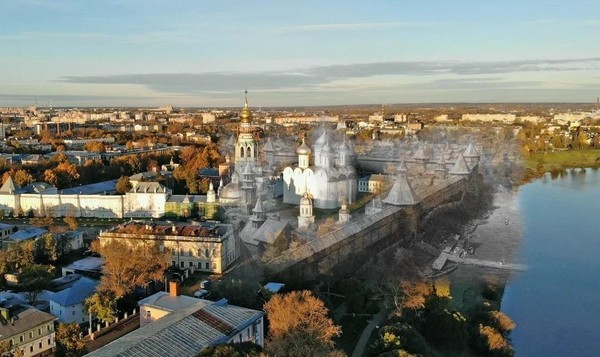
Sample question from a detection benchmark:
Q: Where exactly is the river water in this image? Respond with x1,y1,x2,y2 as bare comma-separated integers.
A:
501,169,600,356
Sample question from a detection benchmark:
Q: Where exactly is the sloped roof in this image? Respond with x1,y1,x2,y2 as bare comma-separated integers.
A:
449,153,471,175
85,300,264,357
396,160,408,173
412,144,428,160
463,142,479,158
130,182,167,193
0,176,17,193
49,277,98,307
383,174,419,206
0,304,56,338
263,137,275,152
254,218,289,245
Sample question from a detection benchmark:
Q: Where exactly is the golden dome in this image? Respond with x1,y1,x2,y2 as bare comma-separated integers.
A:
240,90,253,123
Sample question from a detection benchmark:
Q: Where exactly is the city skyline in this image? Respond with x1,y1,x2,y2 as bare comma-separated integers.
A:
1,0,599,107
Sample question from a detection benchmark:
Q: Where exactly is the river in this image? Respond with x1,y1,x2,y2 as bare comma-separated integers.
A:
501,168,600,356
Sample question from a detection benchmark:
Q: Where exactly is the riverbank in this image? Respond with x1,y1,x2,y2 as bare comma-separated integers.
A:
520,149,600,183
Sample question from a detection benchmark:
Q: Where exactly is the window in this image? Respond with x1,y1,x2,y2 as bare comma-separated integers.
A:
189,262,193,268
19,335,23,342
188,249,193,257
180,261,184,268
212,263,217,269
205,248,209,258
30,346,33,353
72,310,75,315
171,261,176,266
29,332,32,339
48,338,50,345
146,310,151,319
39,342,42,349
205,262,209,269
197,262,202,269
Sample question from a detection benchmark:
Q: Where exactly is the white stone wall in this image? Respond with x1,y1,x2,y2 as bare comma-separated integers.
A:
0,190,169,219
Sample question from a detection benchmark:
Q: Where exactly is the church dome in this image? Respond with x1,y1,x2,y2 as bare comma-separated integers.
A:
315,131,328,146
300,193,312,206
219,174,241,200
239,90,252,123
296,138,312,155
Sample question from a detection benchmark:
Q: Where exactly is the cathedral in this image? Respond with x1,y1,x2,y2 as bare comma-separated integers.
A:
282,131,358,209
218,91,272,212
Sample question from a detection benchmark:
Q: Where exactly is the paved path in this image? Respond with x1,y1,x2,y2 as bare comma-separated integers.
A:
351,310,386,357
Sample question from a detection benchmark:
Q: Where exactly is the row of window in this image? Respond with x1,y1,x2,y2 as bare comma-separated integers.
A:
172,261,217,270
11,324,53,347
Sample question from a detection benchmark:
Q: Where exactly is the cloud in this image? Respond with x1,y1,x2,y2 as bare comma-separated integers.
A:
55,57,600,96
272,21,431,33
0,32,113,41
525,19,600,27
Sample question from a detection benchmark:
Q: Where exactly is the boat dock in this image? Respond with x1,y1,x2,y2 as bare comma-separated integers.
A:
433,253,528,272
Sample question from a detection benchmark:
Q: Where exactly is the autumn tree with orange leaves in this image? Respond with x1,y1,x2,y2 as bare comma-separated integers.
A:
264,290,344,357
90,239,169,298
264,290,341,343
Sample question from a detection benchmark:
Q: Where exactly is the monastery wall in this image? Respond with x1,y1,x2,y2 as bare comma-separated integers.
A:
269,172,475,280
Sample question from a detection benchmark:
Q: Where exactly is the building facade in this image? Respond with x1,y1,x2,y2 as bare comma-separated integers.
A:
98,221,236,274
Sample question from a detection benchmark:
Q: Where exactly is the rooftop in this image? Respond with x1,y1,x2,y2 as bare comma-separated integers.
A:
138,291,210,313
85,300,264,357
107,222,228,239
48,277,98,306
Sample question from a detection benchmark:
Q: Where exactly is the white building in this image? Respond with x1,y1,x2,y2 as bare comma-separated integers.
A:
48,277,98,324
283,132,357,209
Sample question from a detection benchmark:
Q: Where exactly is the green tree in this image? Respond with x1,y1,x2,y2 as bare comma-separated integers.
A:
19,264,55,303
55,322,87,357
85,292,117,323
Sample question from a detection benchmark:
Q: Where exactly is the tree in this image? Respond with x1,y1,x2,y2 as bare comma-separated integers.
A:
44,161,80,188
2,169,34,187
19,264,55,303
115,175,132,194
91,239,169,298
55,322,87,357
35,234,58,263
264,290,341,345
84,141,105,153
265,329,346,357
85,292,117,323
63,215,78,231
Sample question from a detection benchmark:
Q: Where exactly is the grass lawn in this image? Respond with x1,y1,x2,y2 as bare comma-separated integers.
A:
525,149,600,171
335,315,370,355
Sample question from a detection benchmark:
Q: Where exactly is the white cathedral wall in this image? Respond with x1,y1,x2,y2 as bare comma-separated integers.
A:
0,194,17,214
124,193,166,218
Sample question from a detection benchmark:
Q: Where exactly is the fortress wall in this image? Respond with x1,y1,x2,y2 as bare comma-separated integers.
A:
270,171,475,280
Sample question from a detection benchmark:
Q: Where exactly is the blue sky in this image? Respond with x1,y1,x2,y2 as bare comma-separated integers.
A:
1,0,599,107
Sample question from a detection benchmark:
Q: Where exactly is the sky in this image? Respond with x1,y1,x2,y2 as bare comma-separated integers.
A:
0,0,599,107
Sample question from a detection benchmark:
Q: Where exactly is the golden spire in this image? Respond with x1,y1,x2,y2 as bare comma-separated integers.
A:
240,89,252,123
